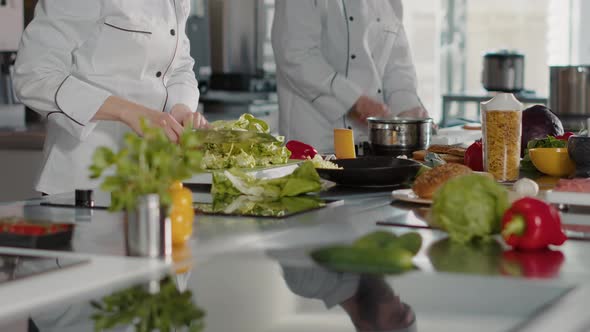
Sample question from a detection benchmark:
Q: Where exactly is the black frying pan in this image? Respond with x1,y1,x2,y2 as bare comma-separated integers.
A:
316,157,422,187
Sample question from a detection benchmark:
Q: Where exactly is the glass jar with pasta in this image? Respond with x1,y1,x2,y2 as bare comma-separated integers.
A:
481,93,523,182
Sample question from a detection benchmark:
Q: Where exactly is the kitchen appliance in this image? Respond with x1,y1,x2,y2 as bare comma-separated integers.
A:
186,0,212,93
549,66,590,117
208,0,274,92
367,117,433,156
0,0,23,105
482,50,525,93
0,0,24,52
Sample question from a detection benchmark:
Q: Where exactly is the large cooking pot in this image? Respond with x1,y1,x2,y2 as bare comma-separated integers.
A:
482,50,525,93
550,66,590,116
367,117,433,156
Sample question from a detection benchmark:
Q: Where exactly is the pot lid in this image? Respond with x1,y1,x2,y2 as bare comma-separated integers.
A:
367,117,433,124
484,49,524,58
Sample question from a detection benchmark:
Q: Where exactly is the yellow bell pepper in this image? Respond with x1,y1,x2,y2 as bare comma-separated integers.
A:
169,183,194,246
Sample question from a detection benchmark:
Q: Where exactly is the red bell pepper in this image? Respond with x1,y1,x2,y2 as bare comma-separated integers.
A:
464,140,484,171
555,132,575,141
501,198,567,251
285,140,318,160
501,249,565,279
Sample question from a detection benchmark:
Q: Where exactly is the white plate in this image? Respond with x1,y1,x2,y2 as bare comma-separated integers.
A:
391,189,432,205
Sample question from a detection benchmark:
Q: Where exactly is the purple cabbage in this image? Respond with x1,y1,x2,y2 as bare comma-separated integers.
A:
521,105,564,156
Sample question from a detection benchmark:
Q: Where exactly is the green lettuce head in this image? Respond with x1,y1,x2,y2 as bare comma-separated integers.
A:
432,174,509,243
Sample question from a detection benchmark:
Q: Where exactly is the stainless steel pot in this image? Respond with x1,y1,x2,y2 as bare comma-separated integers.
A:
367,117,433,156
482,50,525,93
550,66,590,116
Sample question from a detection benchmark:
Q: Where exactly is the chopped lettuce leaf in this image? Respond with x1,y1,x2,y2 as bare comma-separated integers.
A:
196,195,325,217
307,154,342,169
211,161,322,199
201,114,291,170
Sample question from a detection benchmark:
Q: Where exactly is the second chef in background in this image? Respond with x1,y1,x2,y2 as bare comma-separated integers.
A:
13,0,208,195
272,0,429,152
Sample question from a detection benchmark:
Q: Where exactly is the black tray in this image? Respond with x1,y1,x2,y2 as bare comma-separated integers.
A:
0,230,74,250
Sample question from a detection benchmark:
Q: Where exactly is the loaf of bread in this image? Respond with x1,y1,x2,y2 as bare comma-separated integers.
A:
412,163,473,199
412,150,465,164
427,145,466,157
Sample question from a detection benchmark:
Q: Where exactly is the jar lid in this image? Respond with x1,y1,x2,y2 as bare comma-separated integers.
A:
481,93,523,111
484,49,524,58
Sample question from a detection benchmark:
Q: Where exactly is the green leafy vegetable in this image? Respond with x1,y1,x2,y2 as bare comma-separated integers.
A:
196,195,325,217
432,174,509,243
91,277,205,332
211,161,322,200
521,136,568,173
89,120,204,211
201,114,291,170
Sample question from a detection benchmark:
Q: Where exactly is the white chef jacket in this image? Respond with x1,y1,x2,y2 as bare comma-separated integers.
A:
13,0,200,194
272,0,422,153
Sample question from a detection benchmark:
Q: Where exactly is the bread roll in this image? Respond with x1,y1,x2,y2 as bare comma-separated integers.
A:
412,163,472,199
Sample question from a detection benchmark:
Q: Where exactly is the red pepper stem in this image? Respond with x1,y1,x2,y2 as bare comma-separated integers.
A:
502,215,527,238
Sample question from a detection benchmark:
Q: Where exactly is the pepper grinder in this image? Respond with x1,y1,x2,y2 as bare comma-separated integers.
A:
75,189,95,208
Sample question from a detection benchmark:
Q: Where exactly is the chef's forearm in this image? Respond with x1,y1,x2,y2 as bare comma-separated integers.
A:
92,96,147,124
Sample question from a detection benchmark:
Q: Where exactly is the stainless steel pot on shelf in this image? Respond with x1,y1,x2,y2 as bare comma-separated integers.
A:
482,50,525,93
367,117,433,156
550,66,590,116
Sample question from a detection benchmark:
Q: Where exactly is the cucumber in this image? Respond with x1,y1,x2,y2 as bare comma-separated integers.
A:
311,246,414,274
384,232,423,255
353,231,398,249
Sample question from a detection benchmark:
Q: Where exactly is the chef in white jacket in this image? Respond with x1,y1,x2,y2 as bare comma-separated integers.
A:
13,0,208,195
272,0,428,152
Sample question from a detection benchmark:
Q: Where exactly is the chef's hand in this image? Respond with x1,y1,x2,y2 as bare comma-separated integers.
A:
124,108,184,143
170,104,210,129
398,107,429,119
398,106,439,131
349,96,391,125
94,96,184,142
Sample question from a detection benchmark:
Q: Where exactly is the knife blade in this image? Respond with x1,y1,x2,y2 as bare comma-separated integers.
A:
192,129,280,144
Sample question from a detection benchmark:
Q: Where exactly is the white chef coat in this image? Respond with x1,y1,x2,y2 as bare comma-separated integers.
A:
13,0,200,194
272,0,422,153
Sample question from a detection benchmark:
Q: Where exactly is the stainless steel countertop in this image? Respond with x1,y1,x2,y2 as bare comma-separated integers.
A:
0,189,589,331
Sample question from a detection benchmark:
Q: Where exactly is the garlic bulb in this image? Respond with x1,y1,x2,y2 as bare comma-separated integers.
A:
514,178,539,198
